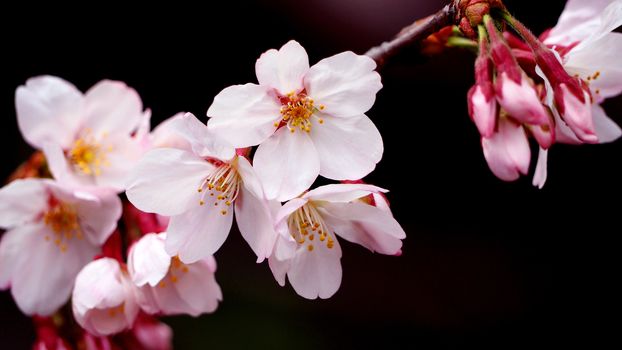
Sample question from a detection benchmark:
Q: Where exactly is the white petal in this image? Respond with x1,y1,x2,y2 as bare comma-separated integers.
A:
274,198,308,228
207,84,281,148
310,115,383,180
93,135,144,191
592,103,622,143
172,257,222,316
235,186,279,263
566,33,622,100
15,75,84,149
255,40,309,94
235,156,264,199
83,80,144,136
128,233,171,287
42,142,86,188
305,52,382,117
61,186,122,246
545,0,615,45
165,200,234,264
319,202,405,255
287,238,342,299
532,148,549,189
254,128,320,201
126,148,213,216
304,183,387,203
0,179,47,229
170,113,236,160
268,250,291,287
13,224,98,316
0,226,34,289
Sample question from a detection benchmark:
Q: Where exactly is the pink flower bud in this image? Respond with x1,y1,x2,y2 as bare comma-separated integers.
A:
554,83,598,143
72,258,139,337
481,117,531,181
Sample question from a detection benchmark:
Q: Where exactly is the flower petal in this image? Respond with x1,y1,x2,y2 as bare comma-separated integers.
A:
254,128,320,201
128,233,171,287
207,84,281,148
62,187,122,246
305,52,382,117
310,114,383,180
235,185,279,263
287,238,342,299
13,223,98,316
319,202,405,255
592,103,622,143
303,183,387,203
0,226,33,289
15,75,84,149
172,256,222,316
481,118,531,182
83,80,144,136
0,179,47,229
165,200,234,264
532,147,549,189
545,0,615,45
126,148,213,216
255,40,309,94
170,113,236,160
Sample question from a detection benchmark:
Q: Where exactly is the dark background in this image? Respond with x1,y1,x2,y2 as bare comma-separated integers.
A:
1,0,620,348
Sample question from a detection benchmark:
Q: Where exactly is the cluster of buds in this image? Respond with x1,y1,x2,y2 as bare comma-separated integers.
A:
464,0,622,186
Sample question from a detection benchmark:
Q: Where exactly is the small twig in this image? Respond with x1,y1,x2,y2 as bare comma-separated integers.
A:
365,3,457,68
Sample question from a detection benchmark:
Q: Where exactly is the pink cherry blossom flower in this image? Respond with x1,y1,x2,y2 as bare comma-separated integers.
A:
72,258,139,336
127,233,222,316
134,112,192,153
0,179,121,316
126,113,277,263
481,117,531,182
533,0,622,187
268,184,405,299
15,76,149,192
207,40,384,201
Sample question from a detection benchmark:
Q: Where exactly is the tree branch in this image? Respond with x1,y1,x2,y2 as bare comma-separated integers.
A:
365,2,457,68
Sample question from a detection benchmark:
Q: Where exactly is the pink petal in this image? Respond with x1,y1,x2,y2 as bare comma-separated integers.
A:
255,40,309,95
165,201,234,264
70,188,122,246
172,257,222,315
532,147,549,189
207,84,281,148
83,80,144,137
254,128,320,201
310,114,383,180
319,202,405,255
305,51,381,117
126,148,213,216
170,113,235,160
496,73,549,126
235,186,279,263
303,183,387,203
15,75,84,149
0,179,47,229
287,237,342,299
128,233,171,287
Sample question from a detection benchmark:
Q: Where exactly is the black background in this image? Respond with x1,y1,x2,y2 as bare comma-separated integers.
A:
1,0,620,348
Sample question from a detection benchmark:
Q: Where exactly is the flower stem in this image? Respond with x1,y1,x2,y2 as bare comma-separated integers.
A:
365,2,457,67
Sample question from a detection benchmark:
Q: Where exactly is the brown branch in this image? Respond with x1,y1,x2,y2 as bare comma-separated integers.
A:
365,2,457,68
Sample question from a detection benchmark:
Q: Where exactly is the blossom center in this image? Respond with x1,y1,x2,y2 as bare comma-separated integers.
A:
43,200,82,253
197,161,241,216
69,132,111,176
277,92,325,133
288,203,334,252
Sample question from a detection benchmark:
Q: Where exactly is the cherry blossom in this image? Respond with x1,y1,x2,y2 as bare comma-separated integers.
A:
128,233,222,316
268,184,405,299
0,179,121,316
207,40,384,201
127,113,276,263
72,258,139,336
15,76,149,191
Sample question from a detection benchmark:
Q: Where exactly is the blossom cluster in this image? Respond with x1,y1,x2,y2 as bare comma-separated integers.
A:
0,41,405,347
464,0,622,186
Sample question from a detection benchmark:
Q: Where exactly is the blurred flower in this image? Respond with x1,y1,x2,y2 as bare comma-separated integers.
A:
128,233,221,316
268,184,405,299
0,179,121,316
72,258,139,336
207,40,383,201
15,76,149,192
126,113,276,263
